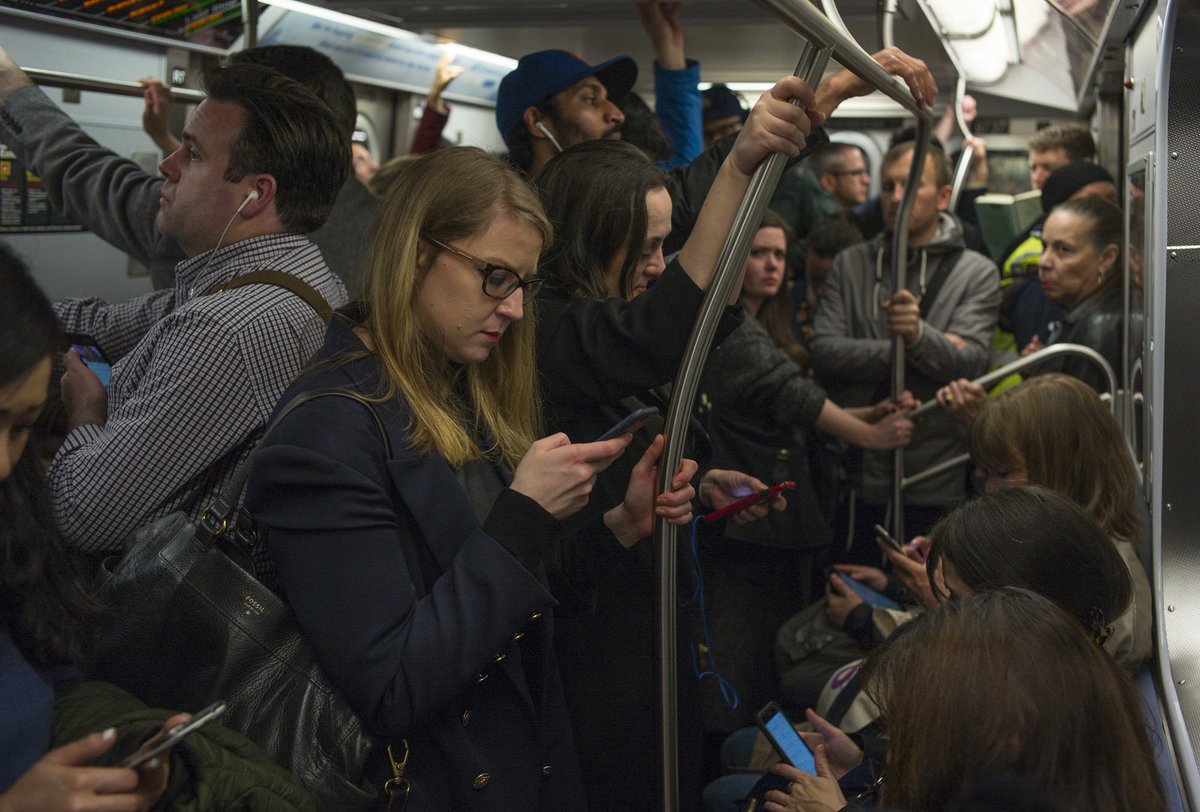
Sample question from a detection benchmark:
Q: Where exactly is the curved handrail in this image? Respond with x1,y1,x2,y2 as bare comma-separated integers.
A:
654,43,832,812
900,344,1117,491
880,0,898,50
21,67,205,103
948,76,975,211
905,343,1118,420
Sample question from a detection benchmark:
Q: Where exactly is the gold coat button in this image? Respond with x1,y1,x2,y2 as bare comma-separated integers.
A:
461,710,471,727
511,630,525,641
529,611,543,621
475,672,489,684
542,765,553,776
493,652,507,663
473,773,490,790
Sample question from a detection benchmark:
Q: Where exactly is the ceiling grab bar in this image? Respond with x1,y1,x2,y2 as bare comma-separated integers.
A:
654,42,832,811
241,0,258,48
654,0,933,805
20,67,206,103
880,0,898,49
948,75,975,212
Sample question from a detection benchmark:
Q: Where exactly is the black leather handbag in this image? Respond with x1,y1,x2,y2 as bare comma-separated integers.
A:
87,389,395,811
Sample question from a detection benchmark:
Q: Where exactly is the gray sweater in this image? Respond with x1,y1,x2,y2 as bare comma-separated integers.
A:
810,214,1000,506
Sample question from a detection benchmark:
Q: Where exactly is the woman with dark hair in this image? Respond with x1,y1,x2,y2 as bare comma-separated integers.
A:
767,589,1166,812
531,80,824,809
1022,196,1125,392
0,244,171,809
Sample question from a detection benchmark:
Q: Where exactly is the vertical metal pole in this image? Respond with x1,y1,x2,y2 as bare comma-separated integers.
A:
889,118,933,545
948,76,975,212
241,0,258,48
655,43,833,810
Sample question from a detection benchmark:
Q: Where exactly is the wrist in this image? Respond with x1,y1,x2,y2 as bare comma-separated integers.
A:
604,505,642,549
813,72,851,119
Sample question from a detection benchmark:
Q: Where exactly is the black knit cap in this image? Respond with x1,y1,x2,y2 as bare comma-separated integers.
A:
1041,162,1115,213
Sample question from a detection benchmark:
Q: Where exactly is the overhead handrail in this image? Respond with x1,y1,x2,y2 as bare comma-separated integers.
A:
241,0,258,48
21,67,205,103
900,344,1118,490
880,0,898,50
654,0,933,806
948,75,975,211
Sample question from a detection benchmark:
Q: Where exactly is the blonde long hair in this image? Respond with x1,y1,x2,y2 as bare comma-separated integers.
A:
362,147,551,468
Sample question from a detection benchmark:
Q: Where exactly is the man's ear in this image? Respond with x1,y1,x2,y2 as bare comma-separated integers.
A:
523,107,550,139
239,175,277,217
817,172,837,195
936,183,952,212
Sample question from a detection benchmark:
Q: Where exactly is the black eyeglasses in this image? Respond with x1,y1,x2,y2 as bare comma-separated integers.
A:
829,168,869,178
423,236,543,300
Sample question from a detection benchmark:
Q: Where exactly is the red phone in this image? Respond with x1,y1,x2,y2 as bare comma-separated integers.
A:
701,481,795,523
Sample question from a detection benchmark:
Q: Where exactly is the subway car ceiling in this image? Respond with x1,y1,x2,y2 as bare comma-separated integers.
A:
278,0,1142,119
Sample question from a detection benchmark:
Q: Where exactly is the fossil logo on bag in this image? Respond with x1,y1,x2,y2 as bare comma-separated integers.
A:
243,595,266,617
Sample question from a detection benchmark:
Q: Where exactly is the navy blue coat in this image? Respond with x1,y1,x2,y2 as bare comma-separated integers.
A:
245,319,613,810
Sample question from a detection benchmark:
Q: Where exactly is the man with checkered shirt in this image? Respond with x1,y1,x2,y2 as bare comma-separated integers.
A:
0,52,348,552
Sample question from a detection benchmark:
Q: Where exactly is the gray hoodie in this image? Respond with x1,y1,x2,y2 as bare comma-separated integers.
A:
810,214,1000,506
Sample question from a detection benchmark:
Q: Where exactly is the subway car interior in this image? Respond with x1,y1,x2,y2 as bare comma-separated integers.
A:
2,0,1200,808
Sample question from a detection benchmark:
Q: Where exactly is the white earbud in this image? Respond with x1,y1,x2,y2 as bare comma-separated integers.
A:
534,121,564,154
235,189,260,214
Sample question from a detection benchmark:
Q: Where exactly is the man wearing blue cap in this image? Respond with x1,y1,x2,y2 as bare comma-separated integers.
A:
497,48,639,175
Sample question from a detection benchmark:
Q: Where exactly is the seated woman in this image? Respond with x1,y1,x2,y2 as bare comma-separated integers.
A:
703,486,1138,812
768,589,1165,812
0,245,308,811
857,373,1151,670
244,146,699,809
1021,196,1124,393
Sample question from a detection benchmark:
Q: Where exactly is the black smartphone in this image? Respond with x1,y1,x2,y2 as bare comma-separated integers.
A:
701,481,795,524
118,701,227,768
65,332,112,389
872,523,906,554
595,406,659,441
756,701,816,775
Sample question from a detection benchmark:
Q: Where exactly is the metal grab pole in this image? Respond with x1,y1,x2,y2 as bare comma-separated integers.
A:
654,42,832,811
887,118,932,546
241,0,258,48
880,0,898,49
21,67,205,103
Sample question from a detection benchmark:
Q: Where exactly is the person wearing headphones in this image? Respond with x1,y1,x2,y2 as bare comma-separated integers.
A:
0,52,348,555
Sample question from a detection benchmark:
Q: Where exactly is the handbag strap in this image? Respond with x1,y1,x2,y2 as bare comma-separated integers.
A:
198,387,391,541
210,270,333,324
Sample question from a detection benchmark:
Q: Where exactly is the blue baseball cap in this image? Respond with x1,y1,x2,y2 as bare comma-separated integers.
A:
496,49,638,148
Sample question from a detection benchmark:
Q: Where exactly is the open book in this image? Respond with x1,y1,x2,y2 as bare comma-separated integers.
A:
974,189,1043,260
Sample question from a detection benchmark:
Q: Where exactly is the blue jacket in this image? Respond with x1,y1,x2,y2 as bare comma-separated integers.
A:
245,319,624,810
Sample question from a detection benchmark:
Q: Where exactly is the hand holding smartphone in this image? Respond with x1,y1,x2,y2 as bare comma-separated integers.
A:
757,701,816,775
595,406,659,441
701,481,795,524
65,333,112,389
830,571,901,611
119,701,227,768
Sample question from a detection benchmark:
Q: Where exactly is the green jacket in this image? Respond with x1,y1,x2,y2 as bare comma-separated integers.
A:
51,681,316,812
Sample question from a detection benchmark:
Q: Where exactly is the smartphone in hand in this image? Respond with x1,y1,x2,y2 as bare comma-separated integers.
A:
118,701,227,768
831,571,901,611
595,406,659,441
872,523,905,554
66,333,112,389
757,701,816,775
701,481,795,524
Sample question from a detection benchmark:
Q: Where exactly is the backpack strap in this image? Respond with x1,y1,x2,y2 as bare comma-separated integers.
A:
210,270,333,324
917,246,964,320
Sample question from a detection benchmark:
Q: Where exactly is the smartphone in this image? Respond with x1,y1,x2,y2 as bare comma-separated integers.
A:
118,701,227,768
701,481,795,524
757,701,816,775
595,406,659,441
872,523,905,554
831,572,902,611
65,332,112,389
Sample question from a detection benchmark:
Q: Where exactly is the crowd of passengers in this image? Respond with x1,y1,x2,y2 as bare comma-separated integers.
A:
0,6,1164,809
